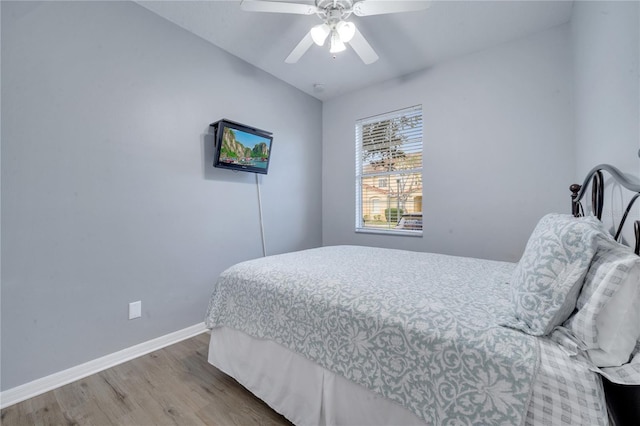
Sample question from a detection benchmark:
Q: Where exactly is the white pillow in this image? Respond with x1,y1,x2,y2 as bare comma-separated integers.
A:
589,259,640,367
564,236,640,367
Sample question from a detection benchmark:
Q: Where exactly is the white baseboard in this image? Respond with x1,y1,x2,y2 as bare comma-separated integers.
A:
0,322,209,409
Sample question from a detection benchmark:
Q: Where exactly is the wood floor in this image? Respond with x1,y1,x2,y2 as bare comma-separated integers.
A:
0,332,293,425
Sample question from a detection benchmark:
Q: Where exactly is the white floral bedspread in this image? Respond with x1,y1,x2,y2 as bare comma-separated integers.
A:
205,245,538,425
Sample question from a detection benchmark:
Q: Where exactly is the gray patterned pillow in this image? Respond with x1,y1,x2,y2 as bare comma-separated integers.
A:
505,214,606,336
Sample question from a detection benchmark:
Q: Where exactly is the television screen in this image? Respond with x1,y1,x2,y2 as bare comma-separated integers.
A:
211,119,273,175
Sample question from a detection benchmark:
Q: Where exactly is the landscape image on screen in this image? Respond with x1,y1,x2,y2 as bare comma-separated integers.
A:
219,127,271,170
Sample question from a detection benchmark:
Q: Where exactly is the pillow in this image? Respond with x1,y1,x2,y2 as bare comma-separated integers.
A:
564,236,640,367
505,214,606,336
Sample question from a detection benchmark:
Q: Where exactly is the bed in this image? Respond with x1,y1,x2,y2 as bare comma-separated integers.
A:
205,164,640,426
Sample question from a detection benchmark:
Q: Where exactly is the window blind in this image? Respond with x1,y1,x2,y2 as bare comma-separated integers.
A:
355,105,423,235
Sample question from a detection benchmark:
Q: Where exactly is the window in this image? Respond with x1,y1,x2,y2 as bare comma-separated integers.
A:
370,198,380,214
355,105,423,235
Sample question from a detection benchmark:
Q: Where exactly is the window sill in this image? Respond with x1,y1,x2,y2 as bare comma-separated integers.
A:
355,228,423,237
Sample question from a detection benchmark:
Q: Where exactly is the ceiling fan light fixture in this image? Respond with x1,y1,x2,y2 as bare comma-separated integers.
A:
336,20,355,43
244,0,405,64
310,23,330,46
329,30,346,53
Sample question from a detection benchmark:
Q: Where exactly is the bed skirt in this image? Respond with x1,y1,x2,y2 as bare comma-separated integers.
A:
208,326,424,425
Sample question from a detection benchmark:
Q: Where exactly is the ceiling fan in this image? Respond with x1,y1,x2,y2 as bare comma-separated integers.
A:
240,0,432,64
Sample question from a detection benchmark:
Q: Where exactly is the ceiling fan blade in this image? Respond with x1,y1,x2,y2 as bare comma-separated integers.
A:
240,0,318,15
348,26,379,64
285,31,314,63
353,0,431,17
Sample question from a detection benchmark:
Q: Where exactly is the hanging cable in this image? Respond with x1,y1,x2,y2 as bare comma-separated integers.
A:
256,173,267,257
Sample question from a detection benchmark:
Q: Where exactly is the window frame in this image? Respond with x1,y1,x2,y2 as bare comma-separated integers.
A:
355,105,423,236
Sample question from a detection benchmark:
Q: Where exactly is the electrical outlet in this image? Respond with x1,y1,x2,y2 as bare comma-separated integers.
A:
129,301,142,320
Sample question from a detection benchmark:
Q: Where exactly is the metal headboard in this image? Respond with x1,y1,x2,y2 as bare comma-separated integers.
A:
570,164,640,255
570,164,640,425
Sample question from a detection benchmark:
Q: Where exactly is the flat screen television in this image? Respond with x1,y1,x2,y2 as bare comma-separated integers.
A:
210,119,273,175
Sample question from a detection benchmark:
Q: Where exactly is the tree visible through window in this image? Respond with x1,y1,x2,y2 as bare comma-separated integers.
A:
356,105,423,234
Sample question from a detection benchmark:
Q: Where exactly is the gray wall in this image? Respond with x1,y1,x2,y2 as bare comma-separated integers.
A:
322,26,574,262
571,1,640,242
572,1,640,177
1,1,322,391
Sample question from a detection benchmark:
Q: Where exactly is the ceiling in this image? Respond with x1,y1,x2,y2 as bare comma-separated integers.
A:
136,0,574,101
